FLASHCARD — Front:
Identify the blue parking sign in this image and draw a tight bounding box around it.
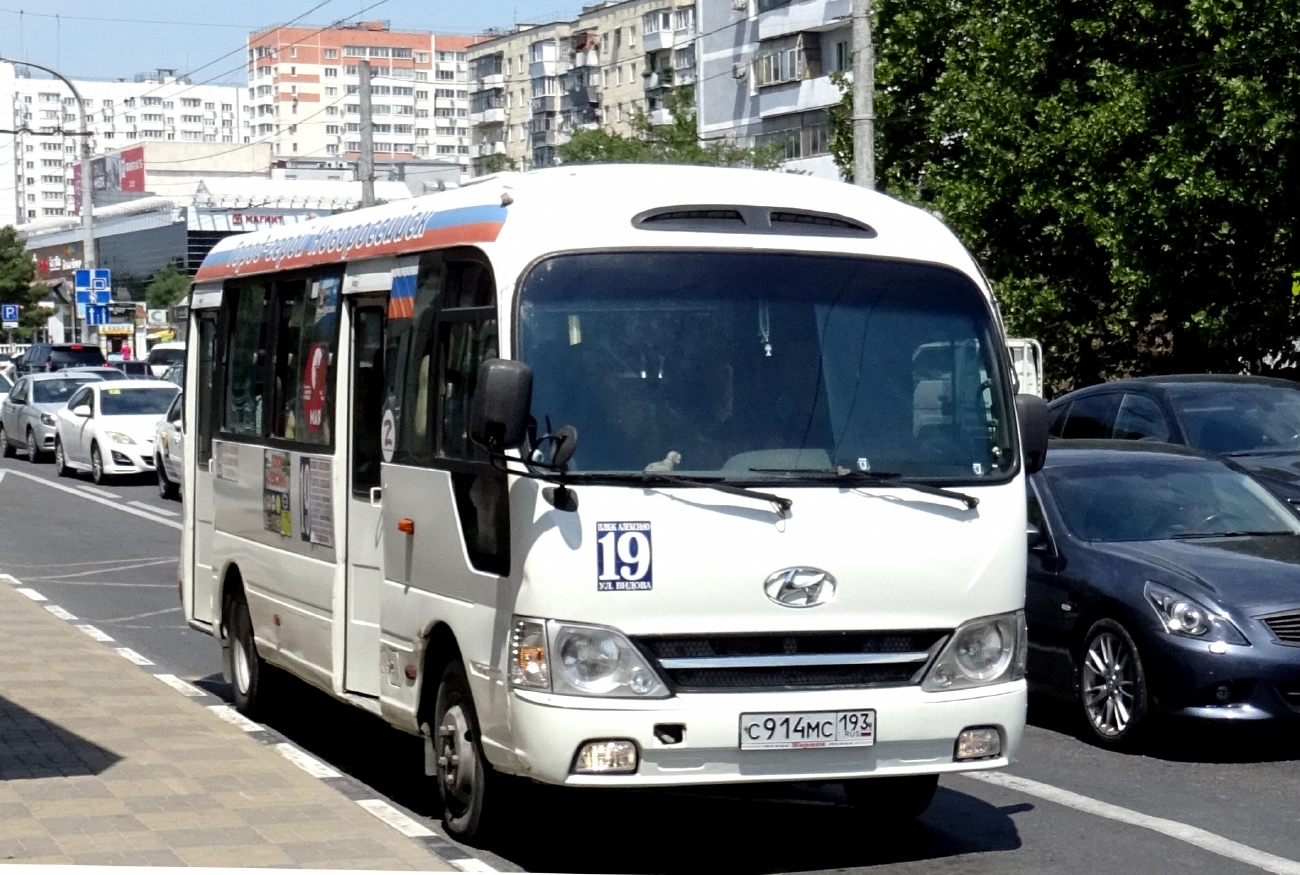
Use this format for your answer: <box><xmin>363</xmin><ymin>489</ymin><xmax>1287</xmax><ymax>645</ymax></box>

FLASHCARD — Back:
<box><xmin>74</xmin><ymin>268</ymin><xmax>111</xmax><ymax>305</ymax></box>
<box><xmin>0</xmin><ymin>303</ymin><xmax>18</xmax><ymax>328</ymax></box>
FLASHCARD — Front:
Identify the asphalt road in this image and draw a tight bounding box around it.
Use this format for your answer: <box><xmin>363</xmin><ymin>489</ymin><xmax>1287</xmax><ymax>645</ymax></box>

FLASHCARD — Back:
<box><xmin>3</xmin><ymin>450</ymin><xmax>1300</xmax><ymax>875</ymax></box>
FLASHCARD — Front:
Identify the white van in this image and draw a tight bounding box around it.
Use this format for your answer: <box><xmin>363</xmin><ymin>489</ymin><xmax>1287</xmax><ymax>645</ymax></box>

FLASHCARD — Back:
<box><xmin>181</xmin><ymin>165</ymin><xmax>1048</xmax><ymax>842</ymax></box>
<box><xmin>146</xmin><ymin>341</ymin><xmax>186</xmax><ymax>378</ymax></box>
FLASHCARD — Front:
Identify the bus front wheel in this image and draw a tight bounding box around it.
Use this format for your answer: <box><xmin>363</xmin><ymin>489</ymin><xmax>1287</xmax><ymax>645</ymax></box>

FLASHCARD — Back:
<box><xmin>433</xmin><ymin>660</ymin><xmax>503</xmax><ymax>844</ymax></box>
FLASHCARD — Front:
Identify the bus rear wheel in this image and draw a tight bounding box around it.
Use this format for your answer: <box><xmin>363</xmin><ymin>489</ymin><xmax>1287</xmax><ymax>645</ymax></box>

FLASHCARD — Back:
<box><xmin>227</xmin><ymin>594</ymin><xmax>268</xmax><ymax>719</ymax></box>
<box><xmin>843</xmin><ymin>774</ymin><xmax>939</xmax><ymax>819</ymax></box>
<box><xmin>433</xmin><ymin>660</ymin><xmax>504</xmax><ymax>844</ymax></box>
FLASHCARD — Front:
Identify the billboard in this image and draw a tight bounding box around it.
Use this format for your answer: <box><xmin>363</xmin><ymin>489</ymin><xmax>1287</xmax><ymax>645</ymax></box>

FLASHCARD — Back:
<box><xmin>73</xmin><ymin>145</ymin><xmax>147</xmax><ymax>213</ymax></box>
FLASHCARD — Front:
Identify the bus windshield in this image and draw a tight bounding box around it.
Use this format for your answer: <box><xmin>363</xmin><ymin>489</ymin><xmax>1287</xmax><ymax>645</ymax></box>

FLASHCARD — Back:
<box><xmin>517</xmin><ymin>251</ymin><xmax>1014</xmax><ymax>482</ymax></box>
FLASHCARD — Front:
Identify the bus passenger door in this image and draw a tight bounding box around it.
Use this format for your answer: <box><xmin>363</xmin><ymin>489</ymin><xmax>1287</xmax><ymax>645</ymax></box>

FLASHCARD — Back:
<box><xmin>188</xmin><ymin>310</ymin><xmax>220</xmax><ymax>626</ymax></box>
<box><xmin>344</xmin><ymin>298</ymin><xmax>386</xmax><ymax>696</ymax></box>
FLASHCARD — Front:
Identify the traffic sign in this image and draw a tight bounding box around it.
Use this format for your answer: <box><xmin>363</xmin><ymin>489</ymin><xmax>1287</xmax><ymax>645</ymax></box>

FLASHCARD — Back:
<box><xmin>84</xmin><ymin>305</ymin><xmax>111</xmax><ymax>326</ymax></box>
<box><xmin>1</xmin><ymin>303</ymin><xmax>18</xmax><ymax>329</ymax></box>
<box><xmin>74</xmin><ymin>268</ymin><xmax>111</xmax><ymax>306</ymax></box>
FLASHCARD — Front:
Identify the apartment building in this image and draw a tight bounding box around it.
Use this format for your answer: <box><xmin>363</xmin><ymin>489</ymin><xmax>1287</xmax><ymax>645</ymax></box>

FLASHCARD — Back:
<box><xmin>467</xmin><ymin>0</ymin><xmax>697</xmax><ymax>176</ymax></box>
<box><xmin>696</xmin><ymin>0</ymin><xmax>849</xmax><ymax>178</ymax></box>
<box><xmin>247</xmin><ymin>21</ymin><xmax>434</xmax><ymax>164</ymax></box>
<box><xmin>1</xmin><ymin>62</ymin><xmax>247</xmax><ymax>227</ymax></box>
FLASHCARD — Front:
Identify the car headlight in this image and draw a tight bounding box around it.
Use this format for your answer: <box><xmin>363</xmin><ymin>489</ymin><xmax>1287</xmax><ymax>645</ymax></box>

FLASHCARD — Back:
<box><xmin>508</xmin><ymin>616</ymin><xmax>668</xmax><ymax>698</ymax></box>
<box><xmin>105</xmin><ymin>431</ymin><xmax>136</xmax><ymax>445</ymax></box>
<box><xmin>922</xmin><ymin>611</ymin><xmax>1027</xmax><ymax>692</ymax></box>
<box><xmin>40</xmin><ymin>413</ymin><xmax>56</xmax><ymax>426</ymax></box>
<box><xmin>1143</xmin><ymin>582</ymin><xmax>1247</xmax><ymax>645</ymax></box>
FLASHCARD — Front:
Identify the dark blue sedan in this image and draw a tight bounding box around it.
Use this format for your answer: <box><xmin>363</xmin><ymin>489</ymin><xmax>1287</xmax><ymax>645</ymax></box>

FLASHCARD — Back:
<box><xmin>1027</xmin><ymin>440</ymin><xmax>1300</xmax><ymax>747</ymax></box>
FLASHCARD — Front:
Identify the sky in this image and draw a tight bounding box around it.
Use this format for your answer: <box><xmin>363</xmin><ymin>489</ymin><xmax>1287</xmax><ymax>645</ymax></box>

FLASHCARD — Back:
<box><xmin>0</xmin><ymin>0</ymin><xmax>587</xmax><ymax>83</ymax></box>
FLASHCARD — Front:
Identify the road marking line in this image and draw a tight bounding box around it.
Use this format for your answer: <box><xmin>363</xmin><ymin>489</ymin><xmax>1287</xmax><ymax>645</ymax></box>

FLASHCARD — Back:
<box><xmin>275</xmin><ymin>742</ymin><xmax>342</xmax><ymax>779</ymax></box>
<box><xmin>44</xmin><ymin>605</ymin><xmax>77</xmax><ymax>620</ymax></box>
<box><xmin>3</xmin><ymin>556</ymin><xmax>175</xmax><ymax>568</ymax></box>
<box><xmin>114</xmin><ymin>646</ymin><xmax>154</xmax><ymax>666</ymax></box>
<box><xmin>74</xmin><ymin>624</ymin><xmax>114</xmax><ymax>642</ymax></box>
<box><xmin>355</xmin><ymin>799</ymin><xmax>436</xmax><ymax>838</ymax></box>
<box><xmin>451</xmin><ymin>859</ymin><xmax>500</xmax><ymax>872</ymax></box>
<box><xmin>208</xmin><ymin>705</ymin><xmax>265</xmax><ymax>732</ymax></box>
<box><xmin>1</xmin><ymin>469</ymin><xmax>182</xmax><ymax>530</ymax></box>
<box><xmin>74</xmin><ymin>484</ymin><xmax>118</xmax><ymax>499</ymax></box>
<box><xmin>28</xmin><ymin>559</ymin><xmax>177</xmax><ymax>580</ymax></box>
<box><xmin>0</xmin><ymin>573</ymin><xmax>21</xmax><ymax>585</ymax></box>
<box><xmin>99</xmin><ymin>605</ymin><xmax>182</xmax><ymax>623</ymax></box>
<box><xmin>965</xmin><ymin>771</ymin><xmax>1300</xmax><ymax>875</ymax></box>
<box><xmin>15</xmin><ymin>587</ymin><xmax>46</xmax><ymax>601</ymax></box>
<box><xmin>153</xmin><ymin>673</ymin><xmax>206</xmax><ymax>697</ymax></box>
<box><xmin>128</xmin><ymin>500</ymin><xmax>178</xmax><ymax>517</ymax></box>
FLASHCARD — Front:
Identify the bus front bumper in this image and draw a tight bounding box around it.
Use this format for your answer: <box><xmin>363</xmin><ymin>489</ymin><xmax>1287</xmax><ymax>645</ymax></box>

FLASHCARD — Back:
<box><xmin>500</xmin><ymin>681</ymin><xmax>1026</xmax><ymax>787</ymax></box>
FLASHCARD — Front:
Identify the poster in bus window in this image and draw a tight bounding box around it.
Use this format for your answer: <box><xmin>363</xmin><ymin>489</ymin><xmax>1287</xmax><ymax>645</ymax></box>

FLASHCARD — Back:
<box><xmin>299</xmin><ymin>456</ymin><xmax>335</xmax><ymax>548</ymax></box>
<box><xmin>263</xmin><ymin>449</ymin><xmax>292</xmax><ymax>536</ymax></box>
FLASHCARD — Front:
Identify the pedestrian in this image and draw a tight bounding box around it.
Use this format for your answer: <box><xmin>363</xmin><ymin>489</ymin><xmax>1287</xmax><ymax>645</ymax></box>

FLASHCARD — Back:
<box><xmin>120</xmin><ymin>341</ymin><xmax>132</xmax><ymax>361</ymax></box>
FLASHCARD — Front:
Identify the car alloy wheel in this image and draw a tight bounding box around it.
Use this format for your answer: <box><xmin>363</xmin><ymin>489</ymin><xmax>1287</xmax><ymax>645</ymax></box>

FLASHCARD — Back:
<box><xmin>54</xmin><ymin>440</ymin><xmax>71</xmax><ymax>477</ymax></box>
<box><xmin>91</xmin><ymin>443</ymin><xmax>105</xmax><ymax>485</ymax></box>
<box><xmin>1079</xmin><ymin>619</ymin><xmax>1149</xmax><ymax>747</ymax></box>
<box><xmin>26</xmin><ymin>428</ymin><xmax>40</xmax><ymax>463</ymax></box>
<box><xmin>0</xmin><ymin>424</ymin><xmax>11</xmax><ymax>458</ymax></box>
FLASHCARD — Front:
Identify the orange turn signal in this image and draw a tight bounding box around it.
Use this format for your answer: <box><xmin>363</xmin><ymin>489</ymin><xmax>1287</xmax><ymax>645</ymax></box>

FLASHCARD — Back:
<box><xmin>397</xmin><ymin>518</ymin><xmax>415</xmax><ymax>535</ymax></box>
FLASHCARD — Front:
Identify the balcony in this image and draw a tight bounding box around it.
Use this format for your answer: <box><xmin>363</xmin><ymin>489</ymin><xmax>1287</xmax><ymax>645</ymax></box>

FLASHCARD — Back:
<box><xmin>757</xmin><ymin>74</ymin><xmax>841</xmax><ymax>118</ymax></box>
<box><xmin>531</xmin><ymin>129</ymin><xmax>568</xmax><ymax>147</ymax></box>
<box><xmin>648</xmin><ymin>107</ymin><xmax>672</xmax><ymax>126</ymax></box>
<box><xmin>531</xmin><ymin>95</ymin><xmax>561</xmax><ymax>114</ymax></box>
<box><xmin>643</xmin><ymin>30</ymin><xmax>674</xmax><ymax>52</ymax></box>
<box><xmin>529</xmin><ymin>59</ymin><xmax>559</xmax><ymax>78</ymax></box>
<box><xmin>474</xmin><ymin>73</ymin><xmax>504</xmax><ymax>90</ymax></box>
<box><xmin>469</xmin><ymin>107</ymin><xmax>505</xmax><ymax>124</ymax></box>
<box><xmin>571</xmin><ymin>49</ymin><xmax>600</xmax><ymax>68</ymax></box>
<box><xmin>758</xmin><ymin>0</ymin><xmax>850</xmax><ymax>41</ymax></box>
<box><xmin>644</xmin><ymin>69</ymin><xmax>674</xmax><ymax>91</ymax></box>
<box><xmin>470</xmin><ymin>141</ymin><xmax>506</xmax><ymax>158</ymax></box>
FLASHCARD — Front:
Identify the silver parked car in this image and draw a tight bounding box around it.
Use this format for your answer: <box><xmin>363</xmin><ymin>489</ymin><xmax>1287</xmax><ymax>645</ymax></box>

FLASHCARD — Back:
<box><xmin>0</xmin><ymin>372</ymin><xmax>103</xmax><ymax>461</ymax></box>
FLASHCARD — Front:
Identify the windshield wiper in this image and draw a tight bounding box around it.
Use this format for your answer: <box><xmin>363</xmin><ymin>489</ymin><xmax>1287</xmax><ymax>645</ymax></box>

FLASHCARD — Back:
<box><xmin>1169</xmin><ymin>530</ymin><xmax>1295</xmax><ymax>540</ymax></box>
<box><xmin>569</xmin><ymin>472</ymin><xmax>793</xmax><ymax>513</ymax></box>
<box><xmin>749</xmin><ymin>467</ymin><xmax>980</xmax><ymax>509</ymax></box>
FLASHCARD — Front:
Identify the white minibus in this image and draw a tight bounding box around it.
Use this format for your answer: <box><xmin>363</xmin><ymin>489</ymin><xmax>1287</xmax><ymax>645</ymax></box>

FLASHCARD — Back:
<box><xmin>182</xmin><ymin>164</ymin><xmax>1048</xmax><ymax>841</ymax></box>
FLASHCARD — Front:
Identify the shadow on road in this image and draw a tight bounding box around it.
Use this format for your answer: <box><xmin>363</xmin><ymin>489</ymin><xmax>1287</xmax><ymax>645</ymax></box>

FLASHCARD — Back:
<box><xmin>244</xmin><ymin>672</ymin><xmax>1023</xmax><ymax>873</ymax></box>
<box><xmin>1029</xmin><ymin>691</ymin><xmax>1300</xmax><ymax>764</ymax></box>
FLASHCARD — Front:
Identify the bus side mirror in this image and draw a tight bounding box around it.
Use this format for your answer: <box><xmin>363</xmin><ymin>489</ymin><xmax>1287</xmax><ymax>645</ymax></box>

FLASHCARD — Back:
<box><xmin>471</xmin><ymin>359</ymin><xmax>533</xmax><ymax>451</ymax></box>
<box><xmin>1016</xmin><ymin>393</ymin><xmax>1049</xmax><ymax>474</ymax></box>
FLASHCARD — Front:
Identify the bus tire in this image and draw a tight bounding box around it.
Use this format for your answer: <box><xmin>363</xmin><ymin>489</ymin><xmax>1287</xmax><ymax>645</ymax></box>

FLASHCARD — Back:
<box><xmin>843</xmin><ymin>774</ymin><xmax>938</xmax><ymax>819</ymax></box>
<box><xmin>433</xmin><ymin>660</ymin><xmax>502</xmax><ymax>844</ymax></box>
<box><xmin>227</xmin><ymin>593</ymin><xmax>269</xmax><ymax>719</ymax></box>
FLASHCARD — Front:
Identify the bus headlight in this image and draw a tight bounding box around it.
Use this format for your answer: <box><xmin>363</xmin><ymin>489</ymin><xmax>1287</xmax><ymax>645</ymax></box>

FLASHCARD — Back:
<box><xmin>922</xmin><ymin>611</ymin><xmax>1026</xmax><ymax>692</ymax></box>
<box><xmin>508</xmin><ymin>616</ymin><xmax>668</xmax><ymax>699</ymax></box>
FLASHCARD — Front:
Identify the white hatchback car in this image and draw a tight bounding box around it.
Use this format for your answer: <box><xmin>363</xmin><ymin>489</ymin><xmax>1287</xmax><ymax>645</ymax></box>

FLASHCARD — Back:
<box><xmin>54</xmin><ymin>380</ymin><xmax>179</xmax><ymax>484</ymax></box>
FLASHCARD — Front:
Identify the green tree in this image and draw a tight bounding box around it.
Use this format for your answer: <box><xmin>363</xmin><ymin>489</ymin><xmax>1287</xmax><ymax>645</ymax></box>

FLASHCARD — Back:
<box><xmin>829</xmin><ymin>0</ymin><xmax>1300</xmax><ymax>391</ymax></box>
<box><xmin>145</xmin><ymin>262</ymin><xmax>191</xmax><ymax>311</ymax></box>
<box><xmin>0</xmin><ymin>225</ymin><xmax>51</xmax><ymax>337</ymax></box>
<box><xmin>481</xmin><ymin>152</ymin><xmax>518</xmax><ymax>174</ymax></box>
<box><xmin>558</xmin><ymin>86</ymin><xmax>783</xmax><ymax>168</ymax></box>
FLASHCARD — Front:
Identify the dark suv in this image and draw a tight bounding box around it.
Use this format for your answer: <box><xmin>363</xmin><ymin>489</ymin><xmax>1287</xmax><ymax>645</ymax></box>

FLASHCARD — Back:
<box><xmin>14</xmin><ymin>343</ymin><xmax>107</xmax><ymax>376</ymax></box>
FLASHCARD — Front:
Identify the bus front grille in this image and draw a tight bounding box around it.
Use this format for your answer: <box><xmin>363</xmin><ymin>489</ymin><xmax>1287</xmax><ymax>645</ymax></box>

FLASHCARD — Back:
<box><xmin>634</xmin><ymin>631</ymin><xmax>949</xmax><ymax>692</ymax></box>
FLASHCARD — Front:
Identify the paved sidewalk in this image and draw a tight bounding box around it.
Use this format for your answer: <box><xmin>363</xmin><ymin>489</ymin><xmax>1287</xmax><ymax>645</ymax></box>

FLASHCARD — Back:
<box><xmin>0</xmin><ymin>575</ymin><xmax>456</xmax><ymax>869</ymax></box>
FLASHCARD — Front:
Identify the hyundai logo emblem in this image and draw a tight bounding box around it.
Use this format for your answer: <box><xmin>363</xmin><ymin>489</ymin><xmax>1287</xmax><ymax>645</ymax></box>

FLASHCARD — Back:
<box><xmin>764</xmin><ymin>567</ymin><xmax>837</xmax><ymax>608</ymax></box>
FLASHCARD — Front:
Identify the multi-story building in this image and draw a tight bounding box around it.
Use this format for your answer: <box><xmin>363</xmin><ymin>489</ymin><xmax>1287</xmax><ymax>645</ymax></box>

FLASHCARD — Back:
<box><xmin>467</xmin><ymin>0</ymin><xmax>697</xmax><ymax>176</ymax></box>
<box><xmin>696</xmin><ymin>0</ymin><xmax>847</xmax><ymax>178</ymax></box>
<box><xmin>1</xmin><ymin>62</ymin><xmax>248</xmax><ymax>227</ymax></box>
<box><xmin>429</xmin><ymin>35</ymin><xmax>485</xmax><ymax>175</ymax></box>
<box><xmin>246</xmin><ymin>20</ymin><xmax>435</xmax><ymax>164</ymax></box>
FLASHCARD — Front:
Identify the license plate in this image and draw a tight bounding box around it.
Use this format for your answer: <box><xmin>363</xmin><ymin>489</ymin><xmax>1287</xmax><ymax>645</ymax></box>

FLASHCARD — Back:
<box><xmin>739</xmin><ymin>710</ymin><xmax>876</xmax><ymax>750</ymax></box>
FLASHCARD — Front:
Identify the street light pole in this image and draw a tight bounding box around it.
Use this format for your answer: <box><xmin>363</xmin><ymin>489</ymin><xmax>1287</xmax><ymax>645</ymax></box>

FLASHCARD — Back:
<box><xmin>0</xmin><ymin>56</ymin><xmax>95</xmax><ymax>341</ymax></box>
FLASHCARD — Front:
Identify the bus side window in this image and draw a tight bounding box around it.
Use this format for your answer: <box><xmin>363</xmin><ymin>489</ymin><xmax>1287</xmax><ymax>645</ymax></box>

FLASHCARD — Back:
<box><xmin>223</xmin><ymin>280</ymin><xmax>270</xmax><ymax>438</ymax></box>
<box><xmin>351</xmin><ymin>305</ymin><xmax>386</xmax><ymax>495</ymax></box>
